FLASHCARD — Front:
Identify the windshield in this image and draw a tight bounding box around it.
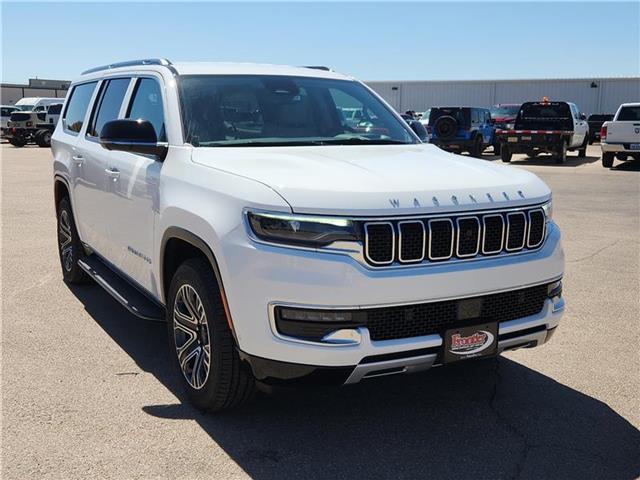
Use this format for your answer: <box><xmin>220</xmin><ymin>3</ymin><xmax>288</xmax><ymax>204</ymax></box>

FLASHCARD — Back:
<box><xmin>490</xmin><ymin>105</ymin><xmax>520</xmax><ymax>117</ymax></box>
<box><xmin>178</xmin><ymin>75</ymin><xmax>416</xmax><ymax>147</ymax></box>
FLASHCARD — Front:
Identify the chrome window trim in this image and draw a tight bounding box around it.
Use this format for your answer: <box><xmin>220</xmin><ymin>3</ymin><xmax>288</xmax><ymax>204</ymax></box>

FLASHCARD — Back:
<box><xmin>427</xmin><ymin>218</ymin><xmax>454</xmax><ymax>261</ymax></box>
<box><xmin>527</xmin><ymin>208</ymin><xmax>546</xmax><ymax>248</ymax></box>
<box><xmin>455</xmin><ymin>216</ymin><xmax>481</xmax><ymax>258</ymax></box>
<box><xmin>505</xmin><ymin>211</ymin><xmax>527</xmax><ymax>251</ymax></box>
<box><xmin>364</xmin><ymin>222</ymin><xmax>395</xmax><ymax>265</ymax></box>
<box><xmin>398</xmin><ymin>220</ymin><xmax>426</xmax><ymax>263</ymax></box>
<box><xmin>482</xmin><ymin>214</ymin><xmax>505</xmax><ymax>255</ymax></box>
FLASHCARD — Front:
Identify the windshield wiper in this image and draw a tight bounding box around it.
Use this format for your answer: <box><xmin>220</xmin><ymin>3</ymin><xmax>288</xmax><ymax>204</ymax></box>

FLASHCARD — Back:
<box><xmin>311</xmin><ymin>138</ymin><xmax>410</xmax><ymax>145</ymax></box>
<box><xmin>199</xmin><ymin>140</ymin><xmax>321</xmax><ymax>147</ymax></box>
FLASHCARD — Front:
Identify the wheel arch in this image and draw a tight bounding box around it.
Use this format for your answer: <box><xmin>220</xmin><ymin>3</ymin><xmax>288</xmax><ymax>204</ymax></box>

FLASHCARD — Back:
<box><xmin>53</xmin><ymin>175</ymin><xmax>71</xmax><ymax>213</ymax></box>
<box><xmin>160</xmin><ymin>227</ymin><xmax>237</xmax><ymax>337</ymax></box>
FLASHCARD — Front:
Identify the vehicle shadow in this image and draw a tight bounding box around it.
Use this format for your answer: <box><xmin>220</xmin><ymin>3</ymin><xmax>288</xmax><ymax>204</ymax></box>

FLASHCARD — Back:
<box><xmin>612</xmin><ymin>160</ymin><xmax>640</xmax><ymax>172</ymax></box>
<box><xmin>68</xmin><ymin>284</ymin><xmax>640</xmax><ymax>480</ymax></box>
<box><xmin>485</xmin><ymin>153</ymin><xmax>601</xmax><ymax>168</ymax></box>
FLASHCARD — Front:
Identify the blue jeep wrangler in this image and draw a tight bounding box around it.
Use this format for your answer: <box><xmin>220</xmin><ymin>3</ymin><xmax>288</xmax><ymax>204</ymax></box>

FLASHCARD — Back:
<box><xmin>428</xmin><ymin>107</ymin><xmax>495</xmax><ymax>157</ymax></box>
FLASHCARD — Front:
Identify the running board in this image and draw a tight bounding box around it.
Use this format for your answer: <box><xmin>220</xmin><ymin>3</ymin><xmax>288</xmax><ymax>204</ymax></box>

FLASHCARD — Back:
<box><xmin>78</xmin><ymin>256</ymin><xmax>166</xmax><ymax>322</ymax></box>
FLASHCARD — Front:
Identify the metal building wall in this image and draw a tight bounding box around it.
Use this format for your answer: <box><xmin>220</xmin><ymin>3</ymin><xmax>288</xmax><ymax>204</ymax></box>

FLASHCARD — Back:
<box><xmin>367</xmin><ymin>78</ymin><xmax>640</xmax><ymax>115</ymax></box>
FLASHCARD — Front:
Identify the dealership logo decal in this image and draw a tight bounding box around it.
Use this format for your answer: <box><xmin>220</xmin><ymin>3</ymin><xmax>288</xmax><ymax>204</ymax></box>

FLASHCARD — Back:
<box><xmin>449</xmin><ymin>330</ymin><xmax>494</xmax><ymax>355</ymax></box>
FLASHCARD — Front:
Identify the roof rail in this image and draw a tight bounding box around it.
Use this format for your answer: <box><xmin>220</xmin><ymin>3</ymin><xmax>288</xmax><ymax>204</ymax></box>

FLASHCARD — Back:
<box><xmin>81</xmin><ymin>58</ymin><xmax>173</xmax><ymax>75</ymax></box>
<box><xmin>303</xmin><ymin>66</ymin><xmax>331</xmax><ymax>71</ymax></box>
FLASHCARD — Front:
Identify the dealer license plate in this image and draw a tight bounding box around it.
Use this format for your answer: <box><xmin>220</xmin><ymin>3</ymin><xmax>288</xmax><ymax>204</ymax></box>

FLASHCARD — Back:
<box><xmin>630</xmin><ymin>143</ymin><xmax>640</xmax><ymax>150</ymax></box>
<box><xmin>442</xmin><ymin>323</ymin><xmax>498</xmax><ymax>364</ymax></box>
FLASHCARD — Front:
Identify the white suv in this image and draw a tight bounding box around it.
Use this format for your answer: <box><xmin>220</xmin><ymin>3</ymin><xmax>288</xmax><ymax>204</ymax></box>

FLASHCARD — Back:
<box><xmin>52</xmin><ymin>59</ymin><xmax>565</xmax><ymax>411</ymax></box>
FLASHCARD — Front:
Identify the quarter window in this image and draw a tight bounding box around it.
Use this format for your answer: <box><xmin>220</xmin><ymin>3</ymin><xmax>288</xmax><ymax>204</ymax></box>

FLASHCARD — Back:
<box><xmin>87</xmin><ymin>78</ymin><xmax>131</xmax><ymax>138</ymax></box>
<box><xmin>126</xmin><ymin>78</ymin><xmax>166</xmax><ymax>141</ymax></box>
<box><xmin>63</xmin><ymin>82</ymin><xmax>97</xmax><ymax>133</ymax></box>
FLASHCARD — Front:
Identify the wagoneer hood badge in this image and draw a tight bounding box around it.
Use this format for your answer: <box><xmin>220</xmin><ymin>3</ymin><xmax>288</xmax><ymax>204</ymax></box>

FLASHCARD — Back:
<box><xmin>192</xmin><ymin>144</ymin><xmax>551</xmax><ymax>215</ymax></box>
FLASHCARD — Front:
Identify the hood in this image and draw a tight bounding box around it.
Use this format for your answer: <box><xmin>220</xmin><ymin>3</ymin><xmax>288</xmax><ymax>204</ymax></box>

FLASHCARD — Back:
<box><xmin>191</xmin><ymin>143</ymin><xmax>551</xmax><ymax>216</ymax></box>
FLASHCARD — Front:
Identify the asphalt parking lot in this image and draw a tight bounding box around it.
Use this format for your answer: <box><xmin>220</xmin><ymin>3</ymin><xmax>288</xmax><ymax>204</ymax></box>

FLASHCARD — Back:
<box><xmin>2</xmin><ymin>143</ymin><xmax>639</xmax><ymax>479</ymax></box>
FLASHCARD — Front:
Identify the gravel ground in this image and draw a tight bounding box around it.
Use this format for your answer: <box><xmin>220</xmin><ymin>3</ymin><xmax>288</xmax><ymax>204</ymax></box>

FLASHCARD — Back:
<box><xmin>1</xmin><ymin>143</ymin><xmax>638</xmax><ymax>479</ymax></box>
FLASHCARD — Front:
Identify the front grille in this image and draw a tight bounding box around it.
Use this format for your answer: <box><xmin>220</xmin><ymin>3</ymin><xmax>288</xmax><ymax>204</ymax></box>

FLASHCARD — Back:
<box><xmin>363</xmin><ymin>206</ymin><xmax>546</xmax><ymax>267</ymax></box>
<box><xmin>366</xmin><ymin>283</ymin><xmax>548</xmax><ymax>341</ymax></box>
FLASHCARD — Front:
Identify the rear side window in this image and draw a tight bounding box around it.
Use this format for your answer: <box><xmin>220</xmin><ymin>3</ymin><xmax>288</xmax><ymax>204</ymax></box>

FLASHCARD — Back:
<box><xmin>63</xmin><ymin>82</ymin><xmax>97</xmax><ymax>133</ymax></box>
<box><xmin>617</xmin><ymin>106</ymin><xmax>640</xmax><ymax>121</ymax></box>
<box><xmin>126</xmin><ymin>78</ymin><xmax>165</xmax><ymax>141</ymax></box>
<box><xmin>87</xmin><ymin>78</ymin><xmax>130</xmax><ymax>138</ymax></box>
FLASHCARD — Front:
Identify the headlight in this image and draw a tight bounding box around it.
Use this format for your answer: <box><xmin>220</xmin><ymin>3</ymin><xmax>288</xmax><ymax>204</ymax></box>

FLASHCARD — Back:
<box><xmin>541</xmin><ymin>200</ymin><xmax>553</xmax><ymax>222</ymax></box>
<box><xmin>247</xmin><ymin>211</ymin><xmax>359</xmax><ymax>247</ymax></box>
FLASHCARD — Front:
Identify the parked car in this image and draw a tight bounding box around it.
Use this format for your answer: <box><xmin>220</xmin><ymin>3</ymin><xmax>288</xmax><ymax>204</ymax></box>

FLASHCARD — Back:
<box><xmin>53</xmin><ymin>59</ymin><xmax>564</xmax><ymax>412</ymax></box>
<box><xmin>587</xmin><ymin>114</ymin><xmax>614</xmax><ymax>144</ymax></box>
<box><xmin>600</xmin><ymin>103</ymin><xmax>640</xmax><ymax>167</ymax></box>
<box><xmin>1</xmin><ymin>105</ymin><xmax>19</xmax><ymax>137</ymax></box>
<box><xmin>490</xmin><ymin>104</ymin><xmax>521</xmax><ymax>130</ymax></box>
<box><xmin>419</xmin><ymin>108</ymin><xmax>431</xmax><ymax>141</ymax></box>
<box><xmin>428</xmin><ymin>106</ymin><xmax>495</xmax><ymax>157</ymax></box>
<box><xmin>5</xmin><ymin>103</ymin><xmax>63</xmax><ymax>147</ymax></box>
<box><xmin>489</xmin><ymin>104</ymin><xmax>521</xmax><ymax>153</ymax></box>
<box><xmin>14</xmin><ymin>97</ymin><xmax>64</xmax><ymax>112</ymax></box>
<box><xmin>495</xmin><ymin>100</ymin><xmax>589</xmax><ymax>163</ymax></box>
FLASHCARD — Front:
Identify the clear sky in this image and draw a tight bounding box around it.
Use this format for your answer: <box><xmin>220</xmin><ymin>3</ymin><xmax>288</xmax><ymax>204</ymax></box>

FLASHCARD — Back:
<box><xmin>1</xmin><ymin>1</ymin><xmax>638</xmax><ymax>83</ymax></box>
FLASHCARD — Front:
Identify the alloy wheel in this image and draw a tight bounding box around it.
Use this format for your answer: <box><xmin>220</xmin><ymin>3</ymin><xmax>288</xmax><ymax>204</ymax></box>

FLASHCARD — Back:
<box><xmin>173</xmin><ymin>284</ymin><xmax>211</xmax><ymax>389</ymax></box>
<box><xmin>58</xmin><ymin>210</ymin><xmax>74</xmax><ymax>272</ymax></box>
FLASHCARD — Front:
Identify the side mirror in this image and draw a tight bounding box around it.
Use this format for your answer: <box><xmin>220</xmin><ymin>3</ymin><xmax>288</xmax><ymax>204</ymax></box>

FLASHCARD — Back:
<box><xmin>99</xmin><ymin>119</ymin><xmax>167</xmax><ymax>160</ymax></box>
<box><xmin>579</xmin><ymin>113</ymin><xmax>587</xmax><ymax>121</ymax></box>
<box><xmin>408</xmin><ymin>120</ymin><xmax>428</xmax><ymax>141</ymax></box>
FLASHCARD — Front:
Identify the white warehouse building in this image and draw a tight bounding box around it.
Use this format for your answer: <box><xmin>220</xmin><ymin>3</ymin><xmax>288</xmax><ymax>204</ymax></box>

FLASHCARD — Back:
<box><xmin>366</xmin><ymin>77</ymin><xmax>640</xmax><ymax>115</ymax></box>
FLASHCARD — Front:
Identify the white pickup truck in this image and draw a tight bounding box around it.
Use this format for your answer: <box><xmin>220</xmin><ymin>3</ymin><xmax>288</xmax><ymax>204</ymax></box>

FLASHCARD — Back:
<box><xmin>601</xmin><ymin>102</ymin><xmax>640</xmax><ymax>168</ymax></box>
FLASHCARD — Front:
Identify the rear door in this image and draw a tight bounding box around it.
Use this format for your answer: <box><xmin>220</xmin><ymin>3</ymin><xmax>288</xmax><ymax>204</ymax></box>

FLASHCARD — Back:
<box><xmin>59</xmin><ymin>81</ymin><xmax>103</xmax><ymax>248</ymax></box>
<box><xmin>569</xmin><ymin>103</ymin><xmax>587</xmax><ymax>147</ymax></box>
<box><xmin>100</xmin><ymin>76</ymin><xmax>166</xmax><ymax>293</ymax></box>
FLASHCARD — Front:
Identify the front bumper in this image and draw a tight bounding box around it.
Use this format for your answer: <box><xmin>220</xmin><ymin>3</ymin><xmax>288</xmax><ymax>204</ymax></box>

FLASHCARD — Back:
<box><xmin>220</xmin><ymin>221</ymin><xmax>565</xmax><ymax>373</ymax></box>
<box><xmin>241</xmin><ymin>298</ymin><xmax>564</xmax><ymax>386</ymax></box>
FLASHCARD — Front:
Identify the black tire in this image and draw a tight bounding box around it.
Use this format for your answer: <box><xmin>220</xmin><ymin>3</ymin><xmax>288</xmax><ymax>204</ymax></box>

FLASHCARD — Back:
<box><xmin>469</xmin><ymin>135</ymin><xmax>483</xmax><ymax>158</ymax></box>
<box><xmin>555</xmin><ymin>141</ymin><xmax>567</xmax><ymax>164</ymax></box>
<box><xmin>500</xmin><ymin>145</ymin><xmax>512</xmax><ymax>163</ymax></box>
<box><xmin>57</xmin><ymin>197</ymin><xmax>89</xmax><ymax>284</ymax></box>
<box><xmin>167</xmin><ymin>258</ymin><xmax>255</xmax><ymax>412</ymax></box>
<box><xmin>493</xmin><ymin>142</ymin><xmax>501</xmax><ymax>155</ymax></box>
<box><xmin>577</xmin><ymin>136</ymin><xmax>588</xmax><ymax>157</ymax></box>
<box><xmin>602</xmin><ymin>152</ymin><xmax>614</xmax><ymax>168</ymax></box>
<box><xmin>35</xmin><ymin>130</ymin><xmax>52</xmax><ymax>148</ymax></box>
<box><xmin>9</xmin><ymin>136</ymin><xmax>26</xmax><ymax>147</ymax></box>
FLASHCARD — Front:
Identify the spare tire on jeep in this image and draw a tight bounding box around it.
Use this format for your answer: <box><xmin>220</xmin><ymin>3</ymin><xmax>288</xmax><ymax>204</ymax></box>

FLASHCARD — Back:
<box><xmin>433</xmin><ymin>116</ymin><xmax>458</xmax><ymax>141</ymax></box>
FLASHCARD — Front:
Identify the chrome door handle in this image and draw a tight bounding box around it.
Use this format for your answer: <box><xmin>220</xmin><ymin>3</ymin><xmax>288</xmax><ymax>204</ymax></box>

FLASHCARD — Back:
<box><xmin>72</xmin><ymin>155</ymin><xmax>84</xmax><ymax>166</ymax></box>
<box><xmin>105</xmin><ymin>167</ymin><xmax>120</xmax><ymax>179</ymax></box>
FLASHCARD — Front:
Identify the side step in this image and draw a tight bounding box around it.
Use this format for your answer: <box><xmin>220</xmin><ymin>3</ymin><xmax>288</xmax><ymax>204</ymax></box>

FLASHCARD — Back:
<box><xmin>78</xmin><ymin>256</ymin><xmax>166</xmax><ymax>322</ymax></box>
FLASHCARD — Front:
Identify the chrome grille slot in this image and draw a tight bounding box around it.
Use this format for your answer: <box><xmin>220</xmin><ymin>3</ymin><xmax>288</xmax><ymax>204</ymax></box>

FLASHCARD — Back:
<box><xmin>364</xmin><ymin>222</ymin><xmax>395</xmax><ymax>265</ymax></box>
<box><xmin>506</xmin><ymin>212</ymin><xmax>527</xmax><ymax>251</ymax></box>
<box><xmin>482</xmin><ymin>214</ymin><xmax>504</xmax><ymax>254</ymax></box>
<box><xmin>527</xmin><ymin>209</ymin><xmax>545</xmax><ymax>248</ymax></box>
<box><xmin>456</xmin><ymin>217</ymin><xmax>480</xmax><ymax>257</ymax></box>
<box><xmin>398</xmin><ymin>221</ymin><xmax>426</xmax><ymax>263</ymax></box>
<box><xmin>428</xmin><ymin>219</ymin><xmax>454</xmax><ymax>260</ymax></box>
